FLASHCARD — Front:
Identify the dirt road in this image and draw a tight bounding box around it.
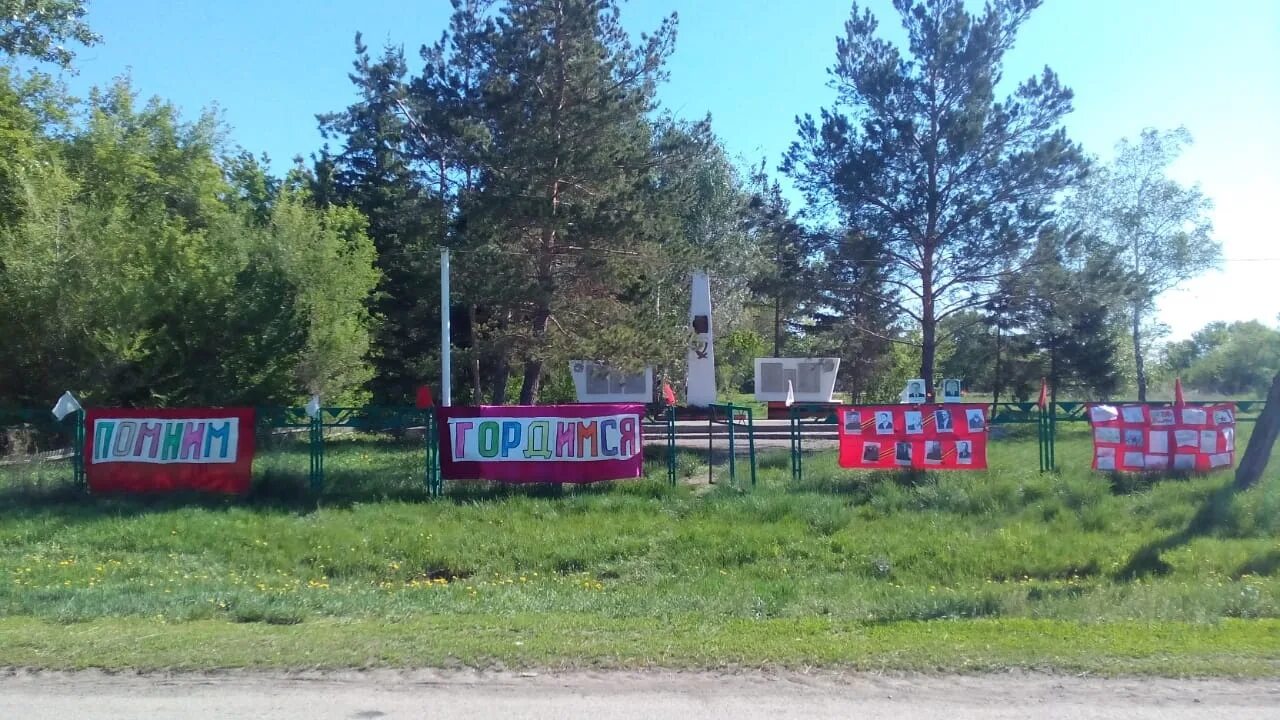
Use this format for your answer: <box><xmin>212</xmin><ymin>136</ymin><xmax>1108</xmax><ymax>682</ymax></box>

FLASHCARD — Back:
<box><xmin>1</xmin><ymin>669</ymin><xmax>1276</xmax><ymax>719</ymax></box>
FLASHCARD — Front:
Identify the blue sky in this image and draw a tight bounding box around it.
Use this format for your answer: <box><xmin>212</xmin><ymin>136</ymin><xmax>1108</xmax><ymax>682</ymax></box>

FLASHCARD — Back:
<box><xmin>46</xmin><ymin>0</ymin><xmax>1280</xmax><ymax>339</ymax></box>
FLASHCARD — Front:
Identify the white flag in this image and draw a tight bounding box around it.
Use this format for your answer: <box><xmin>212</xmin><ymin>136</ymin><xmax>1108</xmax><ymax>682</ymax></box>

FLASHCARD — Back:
<box><xmin>785</xmin><ymin>379</ymin><xmax>795</xmax><ymax>407</ymax></box>
<box><xmin>305</xmin><ymin>394</ymin><xmax>322</xmax><ymax>419</ymax></box>
<box><xmin>51</xmin><ymin>391</ymin><xmax>82</xmax><ymax>421</ymax></box>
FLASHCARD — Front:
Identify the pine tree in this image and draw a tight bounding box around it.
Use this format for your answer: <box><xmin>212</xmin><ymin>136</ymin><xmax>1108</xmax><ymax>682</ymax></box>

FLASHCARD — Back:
<box><xmin>467</xmin><ymin>0</ymin><xmax>679</xmax><ymax>403</ymax></box>
<box><xmin>318</xmin><ymin>35</ymin><xmax>443</xmax><ymax>403</ymax></box>
<box><xmin>785</xmin><ymin>0</ymin><xmax>1084</xmax><ymax>397</ymax></box>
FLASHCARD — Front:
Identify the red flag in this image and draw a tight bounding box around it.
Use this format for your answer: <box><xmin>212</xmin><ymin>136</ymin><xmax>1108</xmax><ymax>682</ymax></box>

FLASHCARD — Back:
<box><xmin>1038</xmin><ymin>378</ymin><xmax>1049</xmax><ymax>410</ymax></box>
<box><xmin>1174</xmin><ymin>378</ymin><xmax>1184</xmax><ymax>407</ymax></box>
<box><xmin>416</xmin><ymin>385</ymin><xmax>434</xmax><ymax>409</ymax></box>
<box><xmin>661</xmin><ymin>380</ymin><xmax>677</xmax><ymax>407</ymax></box>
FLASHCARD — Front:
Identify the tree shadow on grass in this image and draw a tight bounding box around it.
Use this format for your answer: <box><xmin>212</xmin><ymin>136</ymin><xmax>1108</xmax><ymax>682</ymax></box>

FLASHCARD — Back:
<box><xmin>1234</xmin><ymin>550</ymin><xmax>1280</xmax><ymax>579</ymax></box>
<box><xmin>1116</xmin><ymin>481</ymin><xmax>1241</xmax><ymax>580</ymax></box>
<box><xmin>0</xmin><ymin>438</ymin><xmax>686</xmax><ymax>523</ymax></box>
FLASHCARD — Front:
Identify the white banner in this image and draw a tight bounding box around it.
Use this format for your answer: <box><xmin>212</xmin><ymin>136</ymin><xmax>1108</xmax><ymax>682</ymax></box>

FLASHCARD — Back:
<box><xmin>447</xmin><ymin>414</ymin><xmax>641</xmax><ymax>463</ymax></box>
<box><xmin>91</xmin><ymin>418</ymin><xmax>240</xmax><ymax>465</ymax></box>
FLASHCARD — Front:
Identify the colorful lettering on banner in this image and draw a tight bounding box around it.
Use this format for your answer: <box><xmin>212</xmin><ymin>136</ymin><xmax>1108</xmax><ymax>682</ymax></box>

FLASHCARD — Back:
<box><xmin>1088</xmin><ymin>403</ymin><xmax>1236</xmax><ymax>473</ymax></box>
<box><xmin>84</xmin><ymin>408</ymin><xmax>256</xmax><ymax>494</ymax></box>
<box><xmin>837</xmin><ymin>404</ymin><xmax>988</xmax><ymax>470</ymax></box>
<box><xmin>437</xmin><ymin>404</ymin><xmax>644</xmax><ymax>484</ymax></box>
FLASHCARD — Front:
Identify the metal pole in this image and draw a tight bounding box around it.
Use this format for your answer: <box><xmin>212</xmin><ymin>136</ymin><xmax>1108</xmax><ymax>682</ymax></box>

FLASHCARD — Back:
<box><xmin>441</xmin><ymin>249</ymin><xmax>452</xmax><ymax>407</ymax></box>
<box><xmin>666</xmin><ymin>406</ymin><xmax>677</xmax><ymax>487</ymax></box>
<box><xmin>727</xmin><ymin>406</ymin><xmax>737</xmax><ymax>486</ymax></box>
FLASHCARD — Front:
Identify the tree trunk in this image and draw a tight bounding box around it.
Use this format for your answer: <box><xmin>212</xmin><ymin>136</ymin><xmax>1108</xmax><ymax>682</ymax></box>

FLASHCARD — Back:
<box><xmin>518</xmin><ymin>308</ymin><xmax>550</xmax><ymax>405</ymax></box>
<box><xmin>1132</xmin><ymin>302</ymin><xmax>1147</xmax><ymax>402</ymax></box>
<box><xmin>518</xmin><ymin>360</ymin><xmax>542</xmax><ymax>405</ymax></box>
<box><xmin>773</xmin><ymin>295</ymin><xmax>782</xmax><ymax>357</ymax></box>
<box><xmin>920</xmin><ymin>277</ymin><xmax>936</xmax><ymax>400</ymax></box>
<box><xmin>1234</xmin><ymin>371</ymin><xmax>1280</xmax><ymax>490</ymax></box>
<box><xmin>992</xmin><ymin>322</ymin><xmax>1003</xmax><ymax>408</ymax></box>
<box><xmin>469</xmin><ymin>304</ymin><xmax>483</xmax><ymax>405</ymax></box>
<box><xmin>491</xmin><ymin>352</ymin><xmax>510</xmax><ymax>405</ymax></box>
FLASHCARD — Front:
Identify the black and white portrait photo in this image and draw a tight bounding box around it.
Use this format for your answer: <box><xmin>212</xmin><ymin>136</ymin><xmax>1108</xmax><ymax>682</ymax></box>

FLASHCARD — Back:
<box><xmin>862</xmin><ymin>442</ymin><xmax>881</xmax><ymax>463</ymax></box>
<box><xmin>895</xmin><ymin>441</ymin><xmax>912</xmax><ymax>465</ymax></box>
<box><xmin>875</xmin><ymin>411</ymin><xmax>895</xmax><ymax>434</ymax></box>
<box><xmin>935</xmin><ymin>409</ymin><xmax>953</xmax><ymax>432</ymax></box>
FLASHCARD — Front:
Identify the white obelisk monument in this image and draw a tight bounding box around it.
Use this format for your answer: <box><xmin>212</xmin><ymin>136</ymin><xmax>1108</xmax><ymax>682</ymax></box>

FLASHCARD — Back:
<box><xmin>686</xmin><ymin>272</ymin><xmax>717</xmax><ymax>406</ymax></box>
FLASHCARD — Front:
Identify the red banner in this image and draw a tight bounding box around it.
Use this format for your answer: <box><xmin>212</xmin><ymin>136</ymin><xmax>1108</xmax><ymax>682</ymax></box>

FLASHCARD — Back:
<box><xmin>437</xmin><ymin>404</ymin><xmax>645</xmax><ymax>484</ymax></box>
<box><xmin>84</xmin><ymin>407</ymin><xmax>256</xmax><ymax>494</ymax></box>
<box><xmin>1088</xmin><ymin>403</ymin><xmax>1236</xmax><ymax>472</ymax></box>
<box><xmin>838</xmin><ymin>404</ymin><xmax>988</xmax><ymax>470</ymax></box>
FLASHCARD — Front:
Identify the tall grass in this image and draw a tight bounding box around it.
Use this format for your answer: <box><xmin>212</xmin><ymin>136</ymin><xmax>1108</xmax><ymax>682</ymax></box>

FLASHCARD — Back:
<box><xmin>0</xmin><ymin>425</ymin><xmax>1277</xmax><ymax>631</ymax></box>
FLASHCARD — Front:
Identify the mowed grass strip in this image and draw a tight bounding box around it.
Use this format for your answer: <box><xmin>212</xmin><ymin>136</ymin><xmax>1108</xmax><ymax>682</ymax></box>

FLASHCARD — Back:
<box><xmin>2</xmin><ymin>615</ymin><xmax>1278</xmax><ymax>676</ymax></box>
<box><xmin>1</xmin><ymin>425</ymin><xmax>1278</xmax><ymax>673</ymax></box>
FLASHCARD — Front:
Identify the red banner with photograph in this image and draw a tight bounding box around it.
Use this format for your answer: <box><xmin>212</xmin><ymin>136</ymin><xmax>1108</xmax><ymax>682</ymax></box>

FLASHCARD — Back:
<box><xmin>84</xmin><ymin>407</ymin><xmax>256</xmax><ymax>494</ymax></box>
<box><xmin>1088</xmin><ymin>403</ymin><xmax>1236</xmax><ymax>473</ymax></box>
<box><xmin>837</xmin><ymin>404</ymin><xmax>988</xmax><ymax>470</ymax></box>
<box><xmin>436</xmin><ymin>404</ymin><xmax>645</xmax><ymax>484</ymax></box>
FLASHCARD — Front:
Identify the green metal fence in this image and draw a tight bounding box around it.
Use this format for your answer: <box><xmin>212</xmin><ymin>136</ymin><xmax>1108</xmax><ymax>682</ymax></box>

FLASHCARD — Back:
<box><xmin>3</xmin><ymin>405</ymin><xmax>441</xmax><ymax>496</ymax></box>
<box><xmin>706</xmin><ymin>402</ymin><xmax>758</xmax><ymax>488</ymax></box>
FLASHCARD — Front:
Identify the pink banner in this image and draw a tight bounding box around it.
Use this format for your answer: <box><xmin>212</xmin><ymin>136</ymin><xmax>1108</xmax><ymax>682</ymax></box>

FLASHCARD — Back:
<box><xmin>436</xmin><ymin>404</ymin><xmax>645</xmax><ymax>483</ymax></box>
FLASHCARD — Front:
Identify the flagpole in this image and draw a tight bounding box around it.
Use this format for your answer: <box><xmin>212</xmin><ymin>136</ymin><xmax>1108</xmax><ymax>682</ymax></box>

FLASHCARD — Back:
<box><xmin>441</xmin><ymin>249</ymin><xmax>452</xmax><ymax>407</ymax></box>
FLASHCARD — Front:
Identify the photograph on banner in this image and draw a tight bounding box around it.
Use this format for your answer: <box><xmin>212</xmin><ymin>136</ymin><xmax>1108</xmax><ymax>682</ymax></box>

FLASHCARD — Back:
<box><xmin>437</xmin><ymin>404</ymin><xmax>644</xmax><ymax>483</ymax></box>
<box><xmin>1090</xmin><ymin>405</ymin><xmax>1119</xmax><ymax>423</ymax></box>
<box><xmin>84</xmin><ymin>407</ymin><xmax>257</xmax><ymax>494</ymax></box>
<box><xmin>1121</xmin><ymin>405</ymin><xmax>1146</xmax><ymax>423</ymax></box>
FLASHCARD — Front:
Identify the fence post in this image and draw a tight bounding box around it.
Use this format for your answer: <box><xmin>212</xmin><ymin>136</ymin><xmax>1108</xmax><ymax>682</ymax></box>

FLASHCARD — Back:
<box><xmin>423</xmin><ymin>409</ymin><xmax>436</xmax><ymax>496</ymax></box>
<box><xmin>746</xmin><ymin>406</ymin><xmax>757</xmax><ymax>488</ymax></box>
<box><xmin>309</xmin><ymin>412</ymin><xmax>324</xmax><ymax>495</ymax></box>
<box><xmin>73</xmin><ymin>408</ymin><xmax>86</xmax><ymax>487</ymax></box>
<box><xmin>727</xmin><ymin>406</ymin><xmax>737</xmax><ymax>486</ymax></box>
<box><xmin>707</xmin><ymin>406</ymin><xmax>714</xmax><ymax>485</ymax></box>
<box><xmin>1048</xmin><ymin>404</ymin><xmax>1056</xmax><ymax>472</ymax></box>
<box><xmin>666</xmin><ymin>405</ymin><xmax>677</xmax><ymax>487</ymax></box>
<box><xmin>1037</xmin><ymin>406</ymin><xmax>1048</xmax><ymax>473</ymax></box>
<box><xmin>789</xmin><ymin>407</ymin><xmax>800</xmax><ymax>483</ymax></box>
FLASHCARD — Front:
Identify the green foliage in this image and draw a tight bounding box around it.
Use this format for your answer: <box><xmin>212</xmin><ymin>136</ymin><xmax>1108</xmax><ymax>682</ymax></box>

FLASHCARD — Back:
<box><xmin>0</xmin><ymin>73</ymin><xmax>379</xmax><ymax>406</ymax></box>
<box><xmin>316</xmin><ymin>35</ymin><xmax>443</xmax><ymax>404</ymax></box>
<box><xmin>1067</xmin><ymin>127</ymin><xmax>1220</xmax><ymax>400</ymax></box>
<box><xmin>1166</xmin><ymin>321</ymin><xmax>1280</xmax><ymax>397</ymax></box>
<box><xmin>785</xmin><ymin>0</ymin><xmax>1085</xmax><ymax>396</ymax></box>
<box><xmin>718</xmin><ymin>328</ymin><xmax>767</xmax><ymax>393</ymax></box>
<box><xmin>0</xmin><ymin>0</ymin><xmax>99</xmax><ymax>68</ymax></box>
